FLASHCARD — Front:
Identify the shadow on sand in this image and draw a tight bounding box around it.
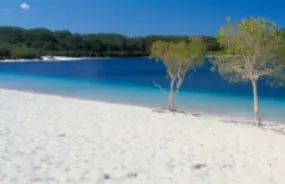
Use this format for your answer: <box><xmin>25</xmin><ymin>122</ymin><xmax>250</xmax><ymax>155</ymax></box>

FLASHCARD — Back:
<box><xmin>152</xmin><ymin>107</ymin><xmax>285</xmax><ymax>135</ymax></box>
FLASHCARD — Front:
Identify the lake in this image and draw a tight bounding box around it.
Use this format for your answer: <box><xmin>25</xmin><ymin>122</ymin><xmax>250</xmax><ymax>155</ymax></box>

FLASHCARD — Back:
<box><xmin>0</xmin><ymin>58</ymin><xmax>285</xmax><ymax>123</ymax></box>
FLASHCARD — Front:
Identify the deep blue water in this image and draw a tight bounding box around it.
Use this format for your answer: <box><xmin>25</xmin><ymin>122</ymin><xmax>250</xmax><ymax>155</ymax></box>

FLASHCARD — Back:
<box><xmin>0</xmin><ymin>58</ymin><xmax>285</xmax><ymax>123</ymax></box>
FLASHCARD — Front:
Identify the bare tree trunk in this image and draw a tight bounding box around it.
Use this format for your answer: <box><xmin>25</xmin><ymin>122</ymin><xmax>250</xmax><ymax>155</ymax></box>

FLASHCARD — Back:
<box><xmin>168</xmin><ymin>76</ymin><xmax>176</xmax><ymax>111</ymax></box>
<box><xmin>251</xmin><ymin>80</ymin><xmax>262</xmax><ymax>126</ymax></box>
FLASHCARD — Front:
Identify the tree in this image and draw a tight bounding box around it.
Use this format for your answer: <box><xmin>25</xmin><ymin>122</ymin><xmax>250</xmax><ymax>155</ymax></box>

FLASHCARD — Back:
<box><xmin>213</xmin><ymin>17</ymin><xmax>285</xmax><ymax>126</ymax></box>
<box><xmin>151</xmin><ymin>38</ymin><xmax>206</xmax><ymax>111</ymax></box>
<box><xmin>0</xmin><ymin>26</ymin><xmax>221</xmax><ymax>59</ymax></box>
<box><xmin>0</xmin><ymin>45</ymin><xmax>11</xmax><ymax>59</ymax></box>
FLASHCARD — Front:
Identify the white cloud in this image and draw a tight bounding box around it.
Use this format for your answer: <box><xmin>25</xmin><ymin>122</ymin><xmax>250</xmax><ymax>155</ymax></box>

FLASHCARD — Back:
<box><xmin>20</xmin><ymin>3</ymin><xmax>31</xmax><ymax>10</ymax></box>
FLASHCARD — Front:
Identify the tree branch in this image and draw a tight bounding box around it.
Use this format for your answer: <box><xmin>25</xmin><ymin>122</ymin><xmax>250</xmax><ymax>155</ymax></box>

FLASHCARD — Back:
<box><xmin>255</xmin><ymin>65</ymin><xmax>285</xmax><ymax>77</ymax></box>
<box><xmin>153</xmin><ymin>80</ymin><xmax>169</xmax><ymax>95</ymax></box>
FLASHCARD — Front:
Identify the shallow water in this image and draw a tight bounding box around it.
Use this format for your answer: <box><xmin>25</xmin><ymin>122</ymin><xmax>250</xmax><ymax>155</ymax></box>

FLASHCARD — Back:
<box><xmin>0</xmin><ymin>58</ymin><xmax>284</xmax><ymax>123</ymax></box>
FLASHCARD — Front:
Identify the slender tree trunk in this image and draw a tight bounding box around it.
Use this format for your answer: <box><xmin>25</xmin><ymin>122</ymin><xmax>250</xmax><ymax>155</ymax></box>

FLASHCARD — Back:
<box><xmin>251</xmin><ymin>80</ymin><xmax>262</xmax><ymax>126</ymax></box>
<box><xmin>168</xmin><ymin>76</ymin><xmax>176</xmax><ymax>111</ymax></box>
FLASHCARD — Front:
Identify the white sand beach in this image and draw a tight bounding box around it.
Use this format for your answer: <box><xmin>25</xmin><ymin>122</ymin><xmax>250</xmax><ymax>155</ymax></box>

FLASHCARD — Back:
<box><xmin>0</xmin><ymin>56</ymin><xmax>115</xmax><ymax>62</ymax></box>
<box><xmin>0</xmin><ymin>59</ymin><xmax>41</xmax><ymax>62</ymax></box>
<box><xmin>0</xmin><ymin>56</ymin><xmax>92</xmax><ymax>62</ymax></box>
<box><xmin>41</xmin><ymin>56</ymin><xmax>93</xmax><ymax>61</ymax></box>
<box><xmin>0</xmin><ymin>89</ymin><xmax>285</xmax><ymax>184</ymax></box>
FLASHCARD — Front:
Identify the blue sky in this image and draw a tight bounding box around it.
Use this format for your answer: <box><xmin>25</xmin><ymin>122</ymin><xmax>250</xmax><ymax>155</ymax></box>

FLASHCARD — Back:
<box><xmin>1</xmin><ymin>0</ymin><xmax>285</xmax><ymax>36</ymax></box>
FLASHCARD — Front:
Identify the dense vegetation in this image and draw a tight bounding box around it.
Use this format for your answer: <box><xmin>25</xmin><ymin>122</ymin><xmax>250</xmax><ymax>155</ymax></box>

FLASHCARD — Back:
<box><xmin>0</xmin><ymin>26</ymin><xmax>221</xmax><ymax>59</ymax></box>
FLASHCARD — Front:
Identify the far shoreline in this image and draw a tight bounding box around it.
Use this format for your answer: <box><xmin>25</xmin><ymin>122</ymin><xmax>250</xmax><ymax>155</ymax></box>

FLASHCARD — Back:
<box><xmin>0</xmin><ymin>56</ymin><xmax>149</xmax><ymax>63</ymax></box>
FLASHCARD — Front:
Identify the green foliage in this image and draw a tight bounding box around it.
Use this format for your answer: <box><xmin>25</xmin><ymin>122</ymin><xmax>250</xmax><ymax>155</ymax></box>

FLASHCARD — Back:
<box><xmin>0</xmin><ymin>26</ymin><xmax>221</xmax><ymax>59</ymax></box>
<box><xmin>11</xmin><ymin>46</ymin><xmax>38</xmax><ymax>59</ymax></box>
<box><xmin>201</xmin><ymin>36</ymin><xmax>222</xmax><ymax>52</ymax></box>
<box><xmin>0</xmin><ymin>45</ymin><xmax>11</xmax><ymax>59</ymax></box>
<box><xmin>151</xmin><ymin>38</ymin><xmax>206</xmax><ymax>78</ymax></box>
<box><xmin>150</xmin><ymin>38</ymin><xmax>206</xmax><ymax>110</ymax></box>
<box><xmin>213</xmin><ymin>17</ymin><xmax>285</xmax><ymax>84</ymax></box>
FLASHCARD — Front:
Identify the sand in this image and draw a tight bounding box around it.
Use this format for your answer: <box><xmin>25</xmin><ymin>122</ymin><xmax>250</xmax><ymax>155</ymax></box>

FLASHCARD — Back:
<box><xmin>41</xmin><ymin>56</ymin><xmax>93</xmax><ymax>61</ymax></box>
<box><xmin>0</xmin><ymin>56</ymin><xmax>113</xmax><ymax>62</ymax></box>
<box><xmin>0</xmin><ymin>89</ymin><xmax>285</xmax><ymax>184</ymax></box>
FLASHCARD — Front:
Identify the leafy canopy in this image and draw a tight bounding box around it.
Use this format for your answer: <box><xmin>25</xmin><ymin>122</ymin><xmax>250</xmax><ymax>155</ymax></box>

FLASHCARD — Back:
<box><xmin>151</xmin><ymin>38</ymin><xmax>206</xmax><ymax>77</ymax></box>
<box><xmin>0</xmin><ymin>26</ymin><xmax>221</xmax><ymax>59</ymax></box>
<box><xmin>214</xmin><ymin>17</ymin><xmax>285</xmax><ymax>83</ymax></box>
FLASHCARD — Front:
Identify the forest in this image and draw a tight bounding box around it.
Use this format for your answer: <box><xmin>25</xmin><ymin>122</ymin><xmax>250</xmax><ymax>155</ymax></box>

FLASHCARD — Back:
<box><xmin>0</xmin><ymin>26</ymin><xmax>222</xmax><ymax>59</ymax></box>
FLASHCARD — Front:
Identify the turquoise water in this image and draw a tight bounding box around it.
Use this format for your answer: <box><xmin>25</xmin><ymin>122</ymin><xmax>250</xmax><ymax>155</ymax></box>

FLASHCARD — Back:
<box><xmin>0</xmin><ymin>58</ymin><xmax>284</xmax><ymax>123</ymax></box>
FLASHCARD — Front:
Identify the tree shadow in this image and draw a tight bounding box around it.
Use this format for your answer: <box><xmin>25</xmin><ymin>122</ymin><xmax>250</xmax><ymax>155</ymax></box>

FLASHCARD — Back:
<box><xmin>152</xmin><ymin>107</ymin><xmax>201</xmax><ymax>117</ymax></box>
<box><xmin>220</xmin><ymin>119</ymin><xmax>285</xmax><ymax>135</ymax></box>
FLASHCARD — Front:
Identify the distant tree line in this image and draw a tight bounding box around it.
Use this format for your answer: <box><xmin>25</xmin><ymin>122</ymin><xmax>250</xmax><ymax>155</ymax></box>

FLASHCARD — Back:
<box><xmin>0</xmin><ymin>26</ymin><xmax>222</xmax><ymax>59</ymax></box>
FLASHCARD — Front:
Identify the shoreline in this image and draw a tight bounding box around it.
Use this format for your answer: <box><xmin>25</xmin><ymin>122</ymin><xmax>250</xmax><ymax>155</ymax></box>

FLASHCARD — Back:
<box><xmin>1</xmin><ymin>87</ymin><xmax>284</xmax><ymax>126</ymax></box>
<box><xmin>0</xmin><ymin>56</ymin><xmax>146</xmax><ymax>63</ymax></box>
<box><xmin>0</xmin><ymin>57</ymin><xmax>100</xmax><ymax>63</ymax></box>
<box><xmin>1</xmin><ymin>87</ymin><xmax>285</xmax><ymax>129</ymax></box>
<box><xmin>1</xmin><ymin>88</ymin><xmax>285</xmax><ymax>183</ymax></box>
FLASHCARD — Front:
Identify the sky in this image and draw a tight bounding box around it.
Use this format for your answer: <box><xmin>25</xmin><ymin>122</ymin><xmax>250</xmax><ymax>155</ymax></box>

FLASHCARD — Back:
<box><xmin>1</xmin><ymin>0</ymin><xmax>285</xmax><ymax>36</ymax></box>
